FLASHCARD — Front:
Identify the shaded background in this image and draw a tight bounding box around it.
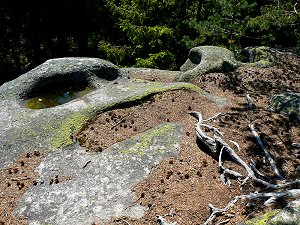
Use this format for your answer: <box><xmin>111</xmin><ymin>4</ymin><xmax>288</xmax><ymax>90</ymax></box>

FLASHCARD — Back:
<box><xmin>0</xmin><ymin>0</ymin><xmax>299</xmax><ymax>85</ymax></box>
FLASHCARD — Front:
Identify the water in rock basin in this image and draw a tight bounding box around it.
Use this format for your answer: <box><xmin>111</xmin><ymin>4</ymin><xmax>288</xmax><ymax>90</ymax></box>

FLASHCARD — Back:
<box><xmin>25</xmin><ymin>85</ymin><xmax>93</xmax><ymax>109</ymax></box>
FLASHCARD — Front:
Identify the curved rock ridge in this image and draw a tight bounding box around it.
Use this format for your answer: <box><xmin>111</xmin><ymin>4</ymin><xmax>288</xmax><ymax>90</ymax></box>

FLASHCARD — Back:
<box><xmin>0</xmin><ymin>57</ymin><xmax>201</xmax><ymax>169</ymax></box>
<box><xmin>0</xmin><ymin>57</ymin><xmax>123</xmax><ymax>101</ymax></box>
<box><xmin>176</xmin><ymin>46</ymin><xmax>275</xmax><ymax>81</ymax></box>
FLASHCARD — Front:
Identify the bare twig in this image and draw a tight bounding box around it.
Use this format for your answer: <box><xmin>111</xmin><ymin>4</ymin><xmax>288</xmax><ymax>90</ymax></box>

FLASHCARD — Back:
<box><xmin>201</xmin><ymin>124</ymin><xmax>224</xmax><ymax>136</ymax></box>
<box><xmin>82</xmin><ymin>160</ymin><xmax>92</xmax><ymax>169</ymax></box>
<box><xmin>204</xmin><ymin>198</ymin><xmax>239</xmax><ymax>225</ymax></box>
<box><xmin>190</xmin><ymin>111</ymin><xmax>300</xmax><ymax>224</ymax></box>
<box><xmin>230</xmin><ymin>140</ymin><xmax>241</xmax><ymax>152</ymax></box>
<box><xmin>294</xmin><ymin>1</ymin><xmax>298</xmax><ymax>14</ymax></box>
<box><xmin>292</xmin><ymin>142</ymin><xmax>300</xmax><ymax>148</ymax></box>
<box><xmin>191</xmin><ymin>111</ymin><xmax>299</xmax><ymax>189</ymax></box>
<box><xmin>110</xmin><ymin>111</ymin><xmax>133</xmax><ymax>129</ymax></box>
<box><xmin>216</xmin><ymin>218</ymin><xmax>230</xmax><ymax>225</ymax></box>
<box><xmin>216</xmin><ymin>136</ymin><xmax>299</xmax><ymax>189</ymax></box>
<box><xmin>249</xmin><ymin>123</ymin><xmax>285</xmax><ymax>180</ymax></box>
<box><xmin>111</xmin><ymin>118</ymin><xmax>125</xmax><ymax>129</ymax></box>
<box><xmin>157</xmin><ymin>215</ymin><xmax>178</xmax><ymax>225</ymax></box>
<box><xmin>190</xmin><ymin>111</ymin><xmax>221</xmax><ymax>152</ymax></box>
<box><xmin>122</xmin><ymin>220</ymin><xmax>131</xmax><ymax>225</ymax></box>
<box><xmin>11</xmin><ymin>177</ymin><xmax>31</xmax><ymax>181</ymax></box>
<box><xmin>249</xmin><ymin>160</ymin><xmax>269</xmax><ymax>180</ymax></box>
<box><xmin>219</xmin><ymin>146</ymin><xmax>244</xmax><ymax>186</ymax></box>
<box><xmin>246</xmin><ymin>94</ymin><xmax>255</xmax><ymax>110</ymax></box>
<box><xmin>202</xmin><ymin>112</ymin><xmax>224</xmax><ymax>122</ymax></box>
<box><xmin>204</xmin><ymin>189</ymin><xmax>300</xmax><ymax>225</ymax></box>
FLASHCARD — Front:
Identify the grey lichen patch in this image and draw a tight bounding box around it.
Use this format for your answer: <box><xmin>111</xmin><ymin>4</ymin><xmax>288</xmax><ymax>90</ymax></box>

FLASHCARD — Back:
<box><xmin>15</xmin><ymin>123</ymin><xmax>183</xmax><ymax>225</ymax></box>
<box><xmin>239</xmin><ymin>46</ymin><xmax>275</xmax><ymax>68</ymax></box>
<box><xmin>121</xmin><ymin>67</ymin><xmax>181</xmax><ymax>82</ymax></box>
<box><xmin>269</xmin><ymin>92</ymin><xmax>300</xmax><ymax>121</ymax></box>
<box><xmin>267</xmin><ymin>199</ymin><xmax>300</xmax><ymax>225</ymax></box>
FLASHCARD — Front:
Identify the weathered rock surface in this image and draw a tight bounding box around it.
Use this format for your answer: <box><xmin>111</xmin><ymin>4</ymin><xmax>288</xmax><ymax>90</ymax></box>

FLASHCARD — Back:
<box><xmin>0</xmin><ymin>47</ymin><xmax>295</xmax><ymax>225</ymax></box>
<box><xmin>269</xmin><ymin>92</ymin><xmax>300</xmax><ymax>121</ymax></box>
<box><xmin>177</xmin><ymin>46</ymin><xmax>239</xmax><ymax>81</ymax></box>
<box><xmin>267</xmin><ymin>199</ymin><xmax>300</xmax><ymax>225</ymax></box>
<box><xmin>176</xmin><ymin>46</ymin><xmax>276</xmax><ymax>81</ymax></box>
<box><xmin>0</xmin><ymin>57</ymin><xmax>200</xmax><ymax>169</ymax></box>
<box><xmin>121</xmin><ymin>67</ymin><xmax>181</xmax><ymax>82</ymax></box>
<box><xmin>0</xmin><ymin>57</ymin><xmax>201</xmax><ymax>224</ymax></box>
<box><xmin>240</xmin><ymin>199</ymin><xmax>300</xmax><ymax>225</ymax></box>
<box><xmin>15</xmin><ymin>123</ymin><xmax>182</xmax><ymax>225</ymax></box>
<box><xmin>239</xmin><ymin>46</ymin><xmax>275</xmax><ymax>67</ymax></box>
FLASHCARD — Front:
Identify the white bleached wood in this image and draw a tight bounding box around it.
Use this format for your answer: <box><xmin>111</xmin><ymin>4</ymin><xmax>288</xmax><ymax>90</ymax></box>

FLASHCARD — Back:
<box><xmin>249</xmin><ymin>123</ymin><xmax>285</xmax><ymax>180</ymax></box>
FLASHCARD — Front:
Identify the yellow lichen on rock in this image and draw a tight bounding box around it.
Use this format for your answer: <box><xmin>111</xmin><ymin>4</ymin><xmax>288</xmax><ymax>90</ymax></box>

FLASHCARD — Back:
<box><xmin>49</xmin><ymin>112</ymin><xmax>89</xmax><ymax>150</ymax></box>
<box><xmin>120</xmin><ymin>123</ymin><xmax>175</xmax><ymax>157</ymax></box>
<box><xmin>245</xmin><ymin>210</ymin><xmax>280</xmax><ymax>225</ymax></box>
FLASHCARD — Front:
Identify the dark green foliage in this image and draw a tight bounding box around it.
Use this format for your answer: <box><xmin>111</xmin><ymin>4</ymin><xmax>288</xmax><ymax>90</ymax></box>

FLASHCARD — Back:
<box><xmin>0</xmin><ymin>0</ymin><xmax>299</xmax><ymax>84</ymax></box>
<box><xmin>183</xmin><ymin>0</ymin><xmax>300</xmax><ymax>51</ymax></box>
<box><xmin>134</xmin><ymin>51</ymin><xmax>176</xmax><ymax>70</ymax></box>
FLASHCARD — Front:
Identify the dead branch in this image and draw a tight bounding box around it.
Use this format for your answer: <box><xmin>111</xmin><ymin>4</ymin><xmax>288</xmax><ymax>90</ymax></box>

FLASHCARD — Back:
<box><xmin>246</xmin><ymin>94</ymin><xmax>255</xmax><ymax>110</ymax></box>
<box><xmin>201</xmin><ymin>124</ymin><xmax>223</xmax><ymax>136</ymax></box>
<box><xmin>229</xmin><ymin>140</ymin><xmax>241</xmax><ymax>152</ymax></box>
<box><xmin>292</xmin><ymin>142</ymin><xmax>300</xmax><ymax>147</ymax></box>
<box><xmin>219</xmin><ymin>147</ymin><xmax>244</xmax><ymax>186</ymax></box>
<box><xmin>122</xmin><ymin>220</ymin><xmax>131</xmax><ymax>225</ymax></box>
<box><xmin>216</xmin><ymin>136</ymin><xmax>299</xmax><ymax>189</ymax></box>
<box><xmin>249</xmin><ymin>160</ymin><xmax>270</xmax><ymax>181</ymax></box>
<box><xmin>11</xmin><ymin>177</ymin><xmax>31</xmax><ymax>181</ymax></box>
<box><xmin>190</xmin><ymin>111</ymin><xmax>217</xmax><ymax>152</ymax></box>
<box><xmin>204</xmin><ymin>198</ymin><xmax>239</xmax><ymax>225</ymax></box>
<box><xmin>111</xmin><ymin>118</ymin><xmax>125</xmax><ymax>129</ymax></box>
<box><xmin>157</xmin><ymin>215</ymin><xmax>178</xmax><ymax>225</ymax></box>
<box><xmin>190</xmin><ymin>111</ymin><xmax>300</xmax><ymax>224</ymax></box>
<box><xmin>216</xmin><ymin>219</ymin><xmax>230</xmax><ymax>225</ymax></box>
<box><xmin>82</xmin><ymin>160</ymin><xmax>92</xmax><ymax>169</ymax></box>
<box><xmin>202</xmin><ymin>112</ymin><xmax>224</xmax><ymax>122</ymax></box>
<box><xmin>204</xmin><ymin>189</ymin><xmax>300</xmax><ymax>225</ymax></box>
<box><xmin>294</xmin><ymin>1</ymin><xmax>298</xmax><ymax>14</ymax></box>
<box><xmin>249</xmin><ymin>123</ymin><xmax>285</xmax><ymax>180</ymax></box>
<box><xmin>191</xmin><ymin>111</ymin><xmax>299</xmax><ymax>189</ymax></box>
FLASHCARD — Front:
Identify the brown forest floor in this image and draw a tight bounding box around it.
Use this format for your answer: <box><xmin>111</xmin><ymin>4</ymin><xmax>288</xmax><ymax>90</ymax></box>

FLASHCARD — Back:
<box><xmin>0</xmin><ymin>49</ymin><xmax>299</xmax><ymax>225</ymax></box>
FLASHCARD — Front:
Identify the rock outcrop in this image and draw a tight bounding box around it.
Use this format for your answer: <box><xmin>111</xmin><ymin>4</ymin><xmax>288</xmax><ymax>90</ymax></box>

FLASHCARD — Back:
<box><xmin>176</xmin><ymin>46</ymin><xmax>276</xmax><ymax>81</ymax></box>
<box><xmin>15</xmin><ymin>123</ymin><xmax>182</xmax><ymax>225</ymax></box>
<box><xmin>0</xmin><ymin>57</ymin><xmax>200</xmax><ymax>169</ymax></box>
<box><xmin>239</xmin><ymin>199</ymin><xmax>300</xmax><ymax>225</ymax></box>
<box><xmin>0</xmin><ymin>57</ymin><xmax>201</xmax><ymax>224</ymax></box>
<box><xmin>269</xmin><ymin>92</ymin><xmax>300</xmax><ymax>121</ymax></box>
<box><xmin>0</xmin><ymin>46</ymin><xmax>297</xmax><ymax>225</ymax></box>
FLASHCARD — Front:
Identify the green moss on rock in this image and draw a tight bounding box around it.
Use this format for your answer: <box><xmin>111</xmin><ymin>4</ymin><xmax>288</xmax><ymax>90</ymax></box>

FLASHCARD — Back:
<box><xmin>126</xmin><ymin>81</ymin><xmax>203</xmax><ymax>102</ymax></box>
<box><xmin>120</xmin><ymin>123</ymin><xmax>176</xmax><ymax>157</ymax></box>
<box><xmin>49</xmin><ymin>112</ymin><xmax>89</xmax><ymax>150</ymax></box>
<box><xmin>245</xmin><ymin>210</ymin><xmax>280</xmax><ymax>225</ymax></box>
